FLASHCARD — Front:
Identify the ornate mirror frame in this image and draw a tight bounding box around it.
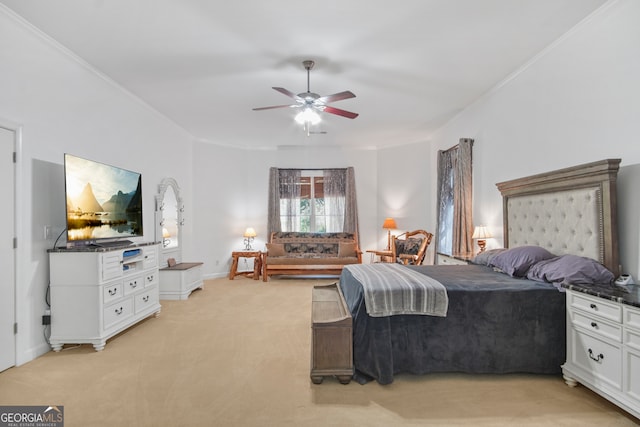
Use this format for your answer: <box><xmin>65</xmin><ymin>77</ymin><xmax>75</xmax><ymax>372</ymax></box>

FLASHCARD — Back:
<box><xmin>155</xmin><ymin>177</ymin><xmax>184</xmax><ymax>264</ymax></box>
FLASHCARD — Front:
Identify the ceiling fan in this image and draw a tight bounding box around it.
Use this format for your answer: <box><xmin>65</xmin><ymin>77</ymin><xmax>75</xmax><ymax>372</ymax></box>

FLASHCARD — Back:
<box><xmin>252</xmin><ymin>60</ymin><xmax>359</xmax><ymax>124</ymax></box>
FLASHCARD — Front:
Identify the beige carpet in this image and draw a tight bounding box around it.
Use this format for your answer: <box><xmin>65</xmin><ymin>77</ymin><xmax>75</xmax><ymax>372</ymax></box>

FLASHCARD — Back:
<box><xmin>1</xmin><ymin>277</ymin><xmax>639</xmax><ymax>427</ymax></box>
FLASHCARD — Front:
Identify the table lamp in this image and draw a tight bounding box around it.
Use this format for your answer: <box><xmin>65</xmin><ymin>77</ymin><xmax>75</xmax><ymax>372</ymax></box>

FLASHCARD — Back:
<box><xmin>243</xmin><ymin>227</ymin><xmax>257</xmax><ymax>250</ymax></box>
<box><xmin>382</xmin><ymin>218</ymin><xmax>397</xmax><ymax>250</ymax></box>
<box><xmin>472</xmin><ymin>225</ymin><xmax>492</xmax><ymax>254</ymax></box>
<box><xmin>162</xmin><ymin>227</ymin><xmax>171</xmax><ymax>248</ymax></box>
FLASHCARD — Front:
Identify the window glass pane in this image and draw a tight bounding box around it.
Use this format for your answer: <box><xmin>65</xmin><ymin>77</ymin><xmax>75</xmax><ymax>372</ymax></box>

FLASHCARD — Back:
<box><xmin>314</xmin><ymin>197</ymin><xmax>325</xmax><ymax>215</ymax></box>
<box><xmin>437</xmin><ymin>166</ymin><xmax>454</xmax><ymax>255</ymax></box>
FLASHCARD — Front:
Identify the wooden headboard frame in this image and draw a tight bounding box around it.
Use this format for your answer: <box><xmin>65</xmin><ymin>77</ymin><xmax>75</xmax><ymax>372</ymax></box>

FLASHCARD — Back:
<box><xmin>496</xmin><ymin>159</ymin><xmax>621</xmax><ymax>275</ymax></box>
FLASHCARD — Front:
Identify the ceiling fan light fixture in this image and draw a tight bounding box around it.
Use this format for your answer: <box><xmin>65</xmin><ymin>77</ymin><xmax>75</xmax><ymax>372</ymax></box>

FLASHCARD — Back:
<box><xmin>253</xmin><ymin>60</ymin><xmax>358</xmax><ymax>121</ymax></box>
<box><xmin>295</xmin><ymin>108</ymin><xmax>321</xmax><ymax>125</ymax></box>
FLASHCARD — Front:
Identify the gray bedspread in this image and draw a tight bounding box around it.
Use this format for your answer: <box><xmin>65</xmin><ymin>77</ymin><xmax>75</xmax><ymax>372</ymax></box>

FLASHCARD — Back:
<box><xmin>343</xmin><ymin>264</ymin><xmax>448</xmax><ymax>317</ymax></box>
<box><xmin>339</xmin><ymin>264</ymin><xmax>566</xmax><ymax>385</ymax></box>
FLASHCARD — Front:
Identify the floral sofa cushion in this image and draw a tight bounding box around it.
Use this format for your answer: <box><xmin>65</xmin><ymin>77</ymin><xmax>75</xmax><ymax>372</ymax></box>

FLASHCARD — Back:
<box><xmin>270</xmin><ymin>232</ymin><xmax>358</xmax><ymax>257</ymax></box>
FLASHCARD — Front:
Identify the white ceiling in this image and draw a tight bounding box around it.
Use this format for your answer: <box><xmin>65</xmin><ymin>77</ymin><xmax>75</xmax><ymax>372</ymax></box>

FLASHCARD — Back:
<box><xmin>1</xmin><ymin>0</ymin><xmax>608</xmax><ymax>149</ymax></box>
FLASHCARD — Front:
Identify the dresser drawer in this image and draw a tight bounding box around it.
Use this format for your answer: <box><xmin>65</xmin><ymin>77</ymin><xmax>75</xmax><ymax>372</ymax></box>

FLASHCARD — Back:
<box><xmin>626</xmin><ymin>329</ymin><xmax>640</xmax><ymax>352</ymax></box>
<box><xmin>103</xmin><ymin>282</ymin><xmax>123</xmax><ymax>305</ymax></box>
<box><xmin>145</xmin><ymin>270</ymin><xmax>159</xmax><ymax>288</ymax></box>
<box><xmin>569</xmin><ymin>292</ymin><xmax>621</xmax><ymax>323</ymax></box>
<box><xmin>625</xmin><ymin>348</ymin><xmax>640</xmax><ymax>402</ymax></box>
<box><xmin>103</xmin><ymin>298</ymin><xmax>134</xmax><ymax>330</ymax></box>
<box><xmin>134</xmin><ymin>287</ymin><xmax>159</xmax><ymax>314</ymax></box>
<box><xmin>570</xmin><ymin>328</ymin><xmax>622</xmax><ymax>390</ymax></box>
<box><xmin>437</xmin><ymin>253</ymin><xmax>468</xmax><ymax>265</ymax></box>
<box><xmin>123</xmin><ymin>275</ymin><xmax>144</xmax><ymax>295</ymax></box>
<box><xmin>625</xmin><ymin>306</ymin><xmax>640</xmax><ymax>332</ymax></box>
<box><xmin>572</xmin><ymin>310</ymin><xmax>622</xmax><ymax>342</ymax></box>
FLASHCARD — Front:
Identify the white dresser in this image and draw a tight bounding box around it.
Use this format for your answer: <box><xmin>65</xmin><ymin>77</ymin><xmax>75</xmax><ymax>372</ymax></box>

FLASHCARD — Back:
<box><xmin>436</xmin><ymin>253</ymin><xmax>471</xmax><ymax>265</ymax></box>
<box><xmin>48</xmin><ymin>243</ymin><xmax>162</xmax><ymax>351</ymax></box>
<box><xmin>562</xmin><ymin>285</ymin><xmax>640</xmax><ymax>419</ymax></box>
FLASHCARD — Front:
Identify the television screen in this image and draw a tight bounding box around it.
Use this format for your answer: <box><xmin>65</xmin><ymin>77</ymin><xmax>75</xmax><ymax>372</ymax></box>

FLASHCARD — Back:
<box><xmin>64</xmin><ymin>154</ymin><xmax>143</xmax><ymax>245</ymax></box>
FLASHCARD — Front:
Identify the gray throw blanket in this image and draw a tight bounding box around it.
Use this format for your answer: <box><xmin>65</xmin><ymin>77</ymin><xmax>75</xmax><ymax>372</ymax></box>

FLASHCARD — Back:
<box><xmin>343</xmin><ymin>264</ymin><xmax>448</xmax><ymax>317</ymax></box>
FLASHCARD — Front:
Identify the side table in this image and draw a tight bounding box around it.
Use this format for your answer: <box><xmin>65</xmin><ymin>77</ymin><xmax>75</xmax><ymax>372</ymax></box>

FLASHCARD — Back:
<box><xmin>366</xmin><ymin>249</ymin><xmax>393</xmax><ymax>263</ymax></box>
<box><xmin>229</xmin><ymin>251</ymin><xmax>262</xmax><ymax>280</ymax></box>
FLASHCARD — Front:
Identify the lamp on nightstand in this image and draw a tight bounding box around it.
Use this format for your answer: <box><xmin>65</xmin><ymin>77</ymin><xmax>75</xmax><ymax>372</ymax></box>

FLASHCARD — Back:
<box><xmin>472</xmin><ymin>226</ymin><xmax>492</xmax><ymax>254</ymax></box>
<box><xmin>243</xmin><ymin>227</ymin><xmax>257</xmax><ymax>250</ymax></box>
<box><xmin>382</xmin><ymin>217</ymin><xmax>397</xmax><ymax>250</ymax></box>
<box><xmin>162</xmin><ymin>227</ymin><xmax>171</xmax><ymax>248</ymax></box>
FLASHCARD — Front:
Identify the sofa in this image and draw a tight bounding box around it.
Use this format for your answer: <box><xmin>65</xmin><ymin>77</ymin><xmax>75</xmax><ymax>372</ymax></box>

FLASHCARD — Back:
<box><xmin>262</xmin><ymin>232</ymin><xmax>362</xmax><ymax>281</ymax></box>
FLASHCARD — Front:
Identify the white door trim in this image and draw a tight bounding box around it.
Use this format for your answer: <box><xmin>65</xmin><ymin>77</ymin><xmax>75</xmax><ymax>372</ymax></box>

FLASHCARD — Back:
<box><xmin>0</xmin><ymin>119</ymin><xmax>19</xmax><ymax>372</ymax></box>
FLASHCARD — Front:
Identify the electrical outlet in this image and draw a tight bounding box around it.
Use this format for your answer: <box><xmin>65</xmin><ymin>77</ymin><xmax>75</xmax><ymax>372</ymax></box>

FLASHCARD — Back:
<box><xmin>44</xmin><ymin>225</ymin><xmax>52</xmax><ymax>240</ymax></box>
<box><xmin>42</xmin><ymin>309</ymin><xmax>51</xmax><ymax>325</ymax></box>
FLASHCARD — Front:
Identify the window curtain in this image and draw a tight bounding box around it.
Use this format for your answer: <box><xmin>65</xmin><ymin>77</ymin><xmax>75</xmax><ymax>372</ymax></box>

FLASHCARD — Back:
<box><xmin>267</xmin><ymin>167</ymin><xmax>280</xmax><ymax>236</ymax></box>
<box><xmin>344</xmin><ymin>167</ymin><xmax>359</xmax><ymax>237</ymax></box>
<box><xmin>323</xmin><ymin>169</ymin><xmax>346</xmax><ymax>232</ymax></box>
<box><xmin>436</xmin><ymin>138</ymin><xmax>473</xmax><ymax>256</ymax></box>
<box><xmin>267</xmin><ymin>167</ymin><xmax>301</xmax><ymax>235</ymax></box>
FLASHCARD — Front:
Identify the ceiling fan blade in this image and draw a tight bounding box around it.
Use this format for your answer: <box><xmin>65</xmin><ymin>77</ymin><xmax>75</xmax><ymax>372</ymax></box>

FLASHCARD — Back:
<box><xmin>252</xmin><ymin>104</ymin><xmax>298</xmax><ymax>111</ymax></box>
<box><xmin>316</xmin><ymin>91</ymin><xmax>356</xmax><ymax>104</ymax></box>
<box><xmin>322</xmin><ymin>106</ymin><xmax>359</xmax><ymax>119</ymax></box>
<box><xmin>272</xmin><ymin>87</ymin><xmax>303</xmax><ymax>101</ymax></box>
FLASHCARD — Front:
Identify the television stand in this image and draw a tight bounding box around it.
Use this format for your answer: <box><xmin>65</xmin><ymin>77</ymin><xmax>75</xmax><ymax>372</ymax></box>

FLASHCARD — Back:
<box><xmin>48</xmin><ymin>242</ymin><xmax>161</xmax><ymax>351</ymax></box>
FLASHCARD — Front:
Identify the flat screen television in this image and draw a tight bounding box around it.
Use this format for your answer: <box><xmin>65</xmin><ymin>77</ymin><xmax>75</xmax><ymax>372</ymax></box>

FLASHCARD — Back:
<box><xmin>64</xmin><ymin>153</ymin><xmax>143</xmax><ymax>247</ymax></box>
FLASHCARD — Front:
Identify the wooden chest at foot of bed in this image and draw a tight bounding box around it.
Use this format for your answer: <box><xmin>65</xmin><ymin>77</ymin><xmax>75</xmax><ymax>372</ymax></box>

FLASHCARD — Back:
<box><xmin>310</xmin><ymin>283</ymin><xmax>353</xmax><ymax>384</ymax></box>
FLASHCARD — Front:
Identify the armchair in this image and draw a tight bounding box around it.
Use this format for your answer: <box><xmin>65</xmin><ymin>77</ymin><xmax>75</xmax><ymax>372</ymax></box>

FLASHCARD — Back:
<box><xmin>391</xmin><ymin>230</ymin><xmax>433</xmax><ymax>265</ymax></box>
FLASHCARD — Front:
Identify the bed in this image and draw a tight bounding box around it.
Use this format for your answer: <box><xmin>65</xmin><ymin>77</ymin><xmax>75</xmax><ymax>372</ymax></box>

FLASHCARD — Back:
<box><xmin>339</xmin><ymin>159</ymin><xmax>621</xmax><ymax>384</ymax></box>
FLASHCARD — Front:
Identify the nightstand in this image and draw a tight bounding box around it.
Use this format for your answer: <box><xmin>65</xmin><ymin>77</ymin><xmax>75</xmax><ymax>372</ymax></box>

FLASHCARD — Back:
<box><xmin>436</xmin><ymin>252</ymin><xmax>473</xmax><ymax>265</ymax></box>
<box><xmin>229</xmin><ymin>251</ymin><xmax>262</xmax><ymax>280</ymax></box>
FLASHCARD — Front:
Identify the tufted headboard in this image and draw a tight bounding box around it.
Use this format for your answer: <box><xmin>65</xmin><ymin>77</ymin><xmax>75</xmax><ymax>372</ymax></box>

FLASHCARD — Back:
<box><xmin>496</xmin><ymin>159</ymin><xmax>620</xmax><ymax>275</ymax></box>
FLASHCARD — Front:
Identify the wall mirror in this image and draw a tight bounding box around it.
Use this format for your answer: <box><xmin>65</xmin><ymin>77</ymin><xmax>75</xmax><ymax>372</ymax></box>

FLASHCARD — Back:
<box><xmin>155</xmin><ymin>177</ymin><xmax>183</xmax><ymax>263</ymax></box>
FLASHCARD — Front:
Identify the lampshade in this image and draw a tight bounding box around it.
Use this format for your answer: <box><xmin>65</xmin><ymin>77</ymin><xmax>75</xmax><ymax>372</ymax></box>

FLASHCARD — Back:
<box><xmin>472</xmin><ymin>226</ymin><xmax>492</xmax><ymax>239</ymax></box>
<box><xmin>295</xmin><ymin>108</ymin><xmax>321</xmax><ymax>125</ymax></box>
<box><xmin>162</xmin><ymin>227</ymin><xmax>170</xmax><ymax>238</ymax></box>
<box><xmin>243</xmin><ymin>227</ymin><xmax>257</xmax><ymax>238</ymax></box>
<box><xmin>382</xmin><ymin>218</ymin><xmax>397</xmax><ymax>230</ymax></box>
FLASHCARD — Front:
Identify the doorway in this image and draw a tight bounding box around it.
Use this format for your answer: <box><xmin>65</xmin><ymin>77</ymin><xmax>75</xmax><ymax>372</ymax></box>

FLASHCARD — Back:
<box><xmin>0</xmin><ymin>125</ymin><xmax>16</xmax><ymax>372</ymax></box>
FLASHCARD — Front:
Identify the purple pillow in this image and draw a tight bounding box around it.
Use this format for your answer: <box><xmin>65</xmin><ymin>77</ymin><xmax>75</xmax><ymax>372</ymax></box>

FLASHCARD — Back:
<box><xmin>490</xmin><ymin>245</ymin><xmax>555</xmax><ymax>277</ymax></box>
<box><xmin>527</xmin><ymin>255</ymin><xmax>614</xmax><ymax>285</ymax></box>
<box><xmin>471</xmin><ymin>248</ymin><xmax>508</xmax><ymax>266</ymax></box>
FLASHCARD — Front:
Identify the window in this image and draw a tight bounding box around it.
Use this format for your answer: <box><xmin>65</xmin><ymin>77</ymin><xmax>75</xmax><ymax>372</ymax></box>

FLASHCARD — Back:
<box><xmin>437</xmin><ymin>163</ymin><xmax>454</xmax><ymax>255</ymax></box>
<box><xmin>268</xmin><ymin>167</ymin><xmax>358</xmax><ymax>236</ymax></box>
<box><xmin>279</xmin><ymin>172</ymin><xmax>344</xmax><ymax>232</ymax></box>
<box><xmin>436</xmin><ymin>138</ymin><xmax>474</xmax><ymax>256</ymax></box>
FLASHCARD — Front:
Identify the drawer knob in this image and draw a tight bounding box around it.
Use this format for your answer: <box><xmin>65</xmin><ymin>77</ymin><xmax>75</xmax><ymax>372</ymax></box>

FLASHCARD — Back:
<box><xmin>115</xmin><ymin>307</ymin><xmax>123</xmax><ymax>315</ymax></box>
<box><xmin>130</xmin><ymin>281</ymin><xmax>137</xmax><ymax>288</ymax></box>
<box><xmin>143</xmin><ymin>295</ymin><xmax>149</xmax><ymax>303</ymax></box>
<box><xmin>591</xmin><ymin>322</ymin><xmax>598</xmax><ymax>328</ymax></box>
<box><xmin>588</xmin><ymin>348</ymin><xmax>604</xmax><ymax>363</ymax></box>
<box><xmin>108</xmin><ymin>288</ymin><xmax>117</xmax><ymax>296</ymax></box>
<box><xmin>590</xmin><ymin>303</ymin><xmax>597</xmax><ymax>310</ymax></box>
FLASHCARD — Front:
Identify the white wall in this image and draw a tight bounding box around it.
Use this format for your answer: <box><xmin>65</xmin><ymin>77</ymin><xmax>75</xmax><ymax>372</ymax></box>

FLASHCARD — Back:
<box><xmin>428</xmin><ymin>0</ymin><xmax>640</xmax><ymax>276</ymax></box>
<box><xmin>376</xmin><ymin>142</ymin><xmax>434</xmax><ymax>262</ymax></box>
<box><xmin>191</xmin><ymin>143</ymin><xmax>379</xmax><ymax>277</ymax></box>
<box><xmin>0</xmin><ymin>8</ymin><xmax>195</xmax><ymax>364</ymax></box>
